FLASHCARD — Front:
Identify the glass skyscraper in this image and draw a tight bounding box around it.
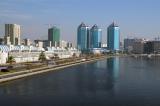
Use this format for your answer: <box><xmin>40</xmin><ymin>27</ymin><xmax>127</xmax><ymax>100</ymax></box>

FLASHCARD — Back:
<box><xmin>77</xmin><ymin>22</ymin><xmax>90</xmax><ymax>51</ymax></box>
<box><xmin>107</xmin><ymin>22</ymin><xmax>120</xmax><ymax>51</ymax></box>
<box><xmin>48</xmin><ymin>26</ymin><xmax>60</xmax><ymax>47</ymax></box>
<box><xmin>90</xmin><ymin>24</ymin><xmax>102</xmax><ymax>48</ymax></box>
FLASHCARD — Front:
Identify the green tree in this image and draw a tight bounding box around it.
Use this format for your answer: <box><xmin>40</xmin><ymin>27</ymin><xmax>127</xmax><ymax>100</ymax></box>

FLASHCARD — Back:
<box><xmin>54</xmin><ymin>53</ymin><xmax>59</xmax><ymax>60</ymax></box>
<box><xmin>6</xmin><ymin>56</ymin><xmax>16</xmax><ymax>64</ymax></box>
<box><xmin>38</xmin><ymin>51</ymin><xmax>47</xmax><ymax>62</ymax></box>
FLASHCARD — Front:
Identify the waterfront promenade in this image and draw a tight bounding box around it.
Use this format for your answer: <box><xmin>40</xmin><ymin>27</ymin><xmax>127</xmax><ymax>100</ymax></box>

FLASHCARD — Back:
<box><xmin>0</xmin><ymin>55</ymin><xmax>118</xmax><ymax>83</ymax></box>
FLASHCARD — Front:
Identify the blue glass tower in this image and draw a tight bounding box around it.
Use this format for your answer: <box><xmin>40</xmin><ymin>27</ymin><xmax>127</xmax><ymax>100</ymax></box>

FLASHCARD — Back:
<box><xmin>90</xmin><ymin>24</ymin><xmax>102</xmax><ymax>48</ymax></box>
<box><xmin>77</xmin><ymin>22</ymin><xmax>90</xmax><ymax>51</ymax></box>
<box><xmin>107</xmin><ymin>22</ymin><xmax>120</xmax><ymax>51</ymax></box>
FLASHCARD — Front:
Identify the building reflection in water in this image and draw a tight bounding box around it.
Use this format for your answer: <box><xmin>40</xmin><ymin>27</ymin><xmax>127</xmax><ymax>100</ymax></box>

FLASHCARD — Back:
<box><xmin>75</xmin><ymin>57</ymin><xmax>120</xmax><ymax>99</ymax></box>
<box><xmin>107</xmin><ymin>57</ymin><xmax>120</xmax><ymax>80</ymax></box>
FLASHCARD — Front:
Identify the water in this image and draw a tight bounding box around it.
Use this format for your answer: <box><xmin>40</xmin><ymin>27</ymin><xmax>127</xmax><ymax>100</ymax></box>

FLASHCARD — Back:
<box><xmin>0</xmin><ymin>57</ymin><xmax>160</xmax><ymax>106</ymax></box>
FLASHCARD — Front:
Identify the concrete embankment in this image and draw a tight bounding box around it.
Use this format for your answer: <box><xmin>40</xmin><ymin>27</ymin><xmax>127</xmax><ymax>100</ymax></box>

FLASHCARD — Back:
<box><xmin>0</xmin><ymin>56</ymin><xmax>112</xmax><ymax>83</ymax></box>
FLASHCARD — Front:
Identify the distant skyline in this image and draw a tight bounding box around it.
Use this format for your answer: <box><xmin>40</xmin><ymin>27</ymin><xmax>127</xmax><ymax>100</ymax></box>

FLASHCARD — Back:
<box><xmin>0</xmin><ymin>0</ymin><xmax>160</xmax><ymax>44</ymax></box>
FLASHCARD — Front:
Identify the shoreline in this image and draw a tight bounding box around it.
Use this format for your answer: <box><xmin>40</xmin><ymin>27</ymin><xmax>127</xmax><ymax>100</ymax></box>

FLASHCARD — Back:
<box><xmin>0</xmin><ymin>55</ymin><xmax>123</xmax><ymax>84</ymax></box>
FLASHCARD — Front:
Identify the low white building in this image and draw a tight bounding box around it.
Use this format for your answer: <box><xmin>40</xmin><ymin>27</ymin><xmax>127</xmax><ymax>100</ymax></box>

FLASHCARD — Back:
<box><xmin>90</xmin><ymin>48</ymin><xmax>105</xmax><ymax>54</ymax></box>
<box><xmin>0</xmin><ymin>51</ymin><xmax>8</xmax><ymax>64</ymax></box>
<box><xmin>0</xmin><ymin>45</ymin><xmax>81</xmax><ymax>64</ymax></box>
<box><xmin>45</xmin><ymin>47</ymin><xmax>80</xmax><ymax>59</ymax></box>
<box><xmin>59</xmin><ymin>40</ymin><xmax>67</xmax><ymax>48</ymax></box>
<box><xmin>0</xmin><ymin>45</ymin><xmax>44</xmax><ymax>64</ymax></box>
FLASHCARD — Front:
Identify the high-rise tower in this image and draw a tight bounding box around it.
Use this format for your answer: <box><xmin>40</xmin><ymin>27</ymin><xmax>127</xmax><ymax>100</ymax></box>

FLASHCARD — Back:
<box><xmin>5</xmin><ymin>24</ymin><xmax>21</xmax><ymax>45</ymax></box>
<box><xmin>77</xmin><ymin>22</ymin><xmax>90</xmax><ymax>51</ymax></box>
<box><xmin>107</xmin><ymin>22</ymin><xmax>120</xmax><ymax>51</ymax></box>
<box><xmin>48</xmin><ymin>26</ymin><xmax>60</xmax><ymax>47</ymax></box>
<box><xmin>90</xmin><ymin>24</ymin><xmax>102</xmax><ymax>48</ymax></box>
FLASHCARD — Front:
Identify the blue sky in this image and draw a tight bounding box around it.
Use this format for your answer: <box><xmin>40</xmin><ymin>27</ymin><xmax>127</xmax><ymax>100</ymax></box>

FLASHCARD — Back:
<box><xmin>0</xmin><ymin>0</ymin><xmax>160</xmax><ymax>44</ymax></box>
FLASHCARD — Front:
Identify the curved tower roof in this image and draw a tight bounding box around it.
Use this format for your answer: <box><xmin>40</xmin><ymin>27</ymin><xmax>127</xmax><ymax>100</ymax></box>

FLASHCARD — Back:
<box><xmin>78</xmin><ymin>22</ymin><xmax>86</xmax><ymax>28</ymax></box>
<box><xmin>91</xmin><ymin>24</ymin><xmax>98</xmax><ymax>29</ymax></box>
<box><xmin>109</xmin><ymin>22</ymin><xmax>119</xmax><ymax>27</ymax></box>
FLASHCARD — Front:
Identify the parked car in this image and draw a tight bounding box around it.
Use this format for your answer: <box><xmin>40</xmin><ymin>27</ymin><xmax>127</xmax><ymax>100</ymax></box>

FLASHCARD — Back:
<box><xmin>0</xmin><ymin>66</ymin><xmax>13</xmax><ymax>72</ymax></box>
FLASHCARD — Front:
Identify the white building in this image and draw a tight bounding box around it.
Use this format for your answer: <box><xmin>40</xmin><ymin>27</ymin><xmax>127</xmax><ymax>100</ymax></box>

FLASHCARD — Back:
<box><xmin>59</xmin><ymin>40</ymin><xmax>67</xmax><ymax>48</ymax></box>
<box><xmin>90</xmin><ymin>48</ymin><xmax>104</xmax><ymax>54</ymax></box>
<box><xmin>0</xmin><ymin>45</ymin><xmax>81</xmax><ymax>64</ymax></box>
<box><xmin>24</xmin><ymin>38</ymin><xmax>31</xmax><ymax>46</ymax></box>
<box><xmin>34</xmin><ymin>40</ymin><xmax>44</xmax><ymax>48</ymax></box>
<box><xmin>45</xmin><ymin>47</ymin><xmax>81</xmax><ymax>59</ymax></box>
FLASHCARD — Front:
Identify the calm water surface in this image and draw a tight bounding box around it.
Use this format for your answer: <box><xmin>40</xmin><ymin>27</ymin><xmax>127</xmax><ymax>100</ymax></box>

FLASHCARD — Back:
<box><xmin>0</xmin><ymin>57</ymin><xmax>160</xmax><ymax>106</ymax></box>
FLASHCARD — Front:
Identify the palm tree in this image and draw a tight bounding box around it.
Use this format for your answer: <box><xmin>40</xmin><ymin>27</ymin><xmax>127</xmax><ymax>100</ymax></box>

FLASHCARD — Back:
<box><xmin>6</xmin><ymin>56</ymin><xmax>16</xmax><ymax>64</ymax></box>
<box><xmin>38</xmin><ymin>51</ymin><xmax>46</xmax><ymax>62</ymax></box>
